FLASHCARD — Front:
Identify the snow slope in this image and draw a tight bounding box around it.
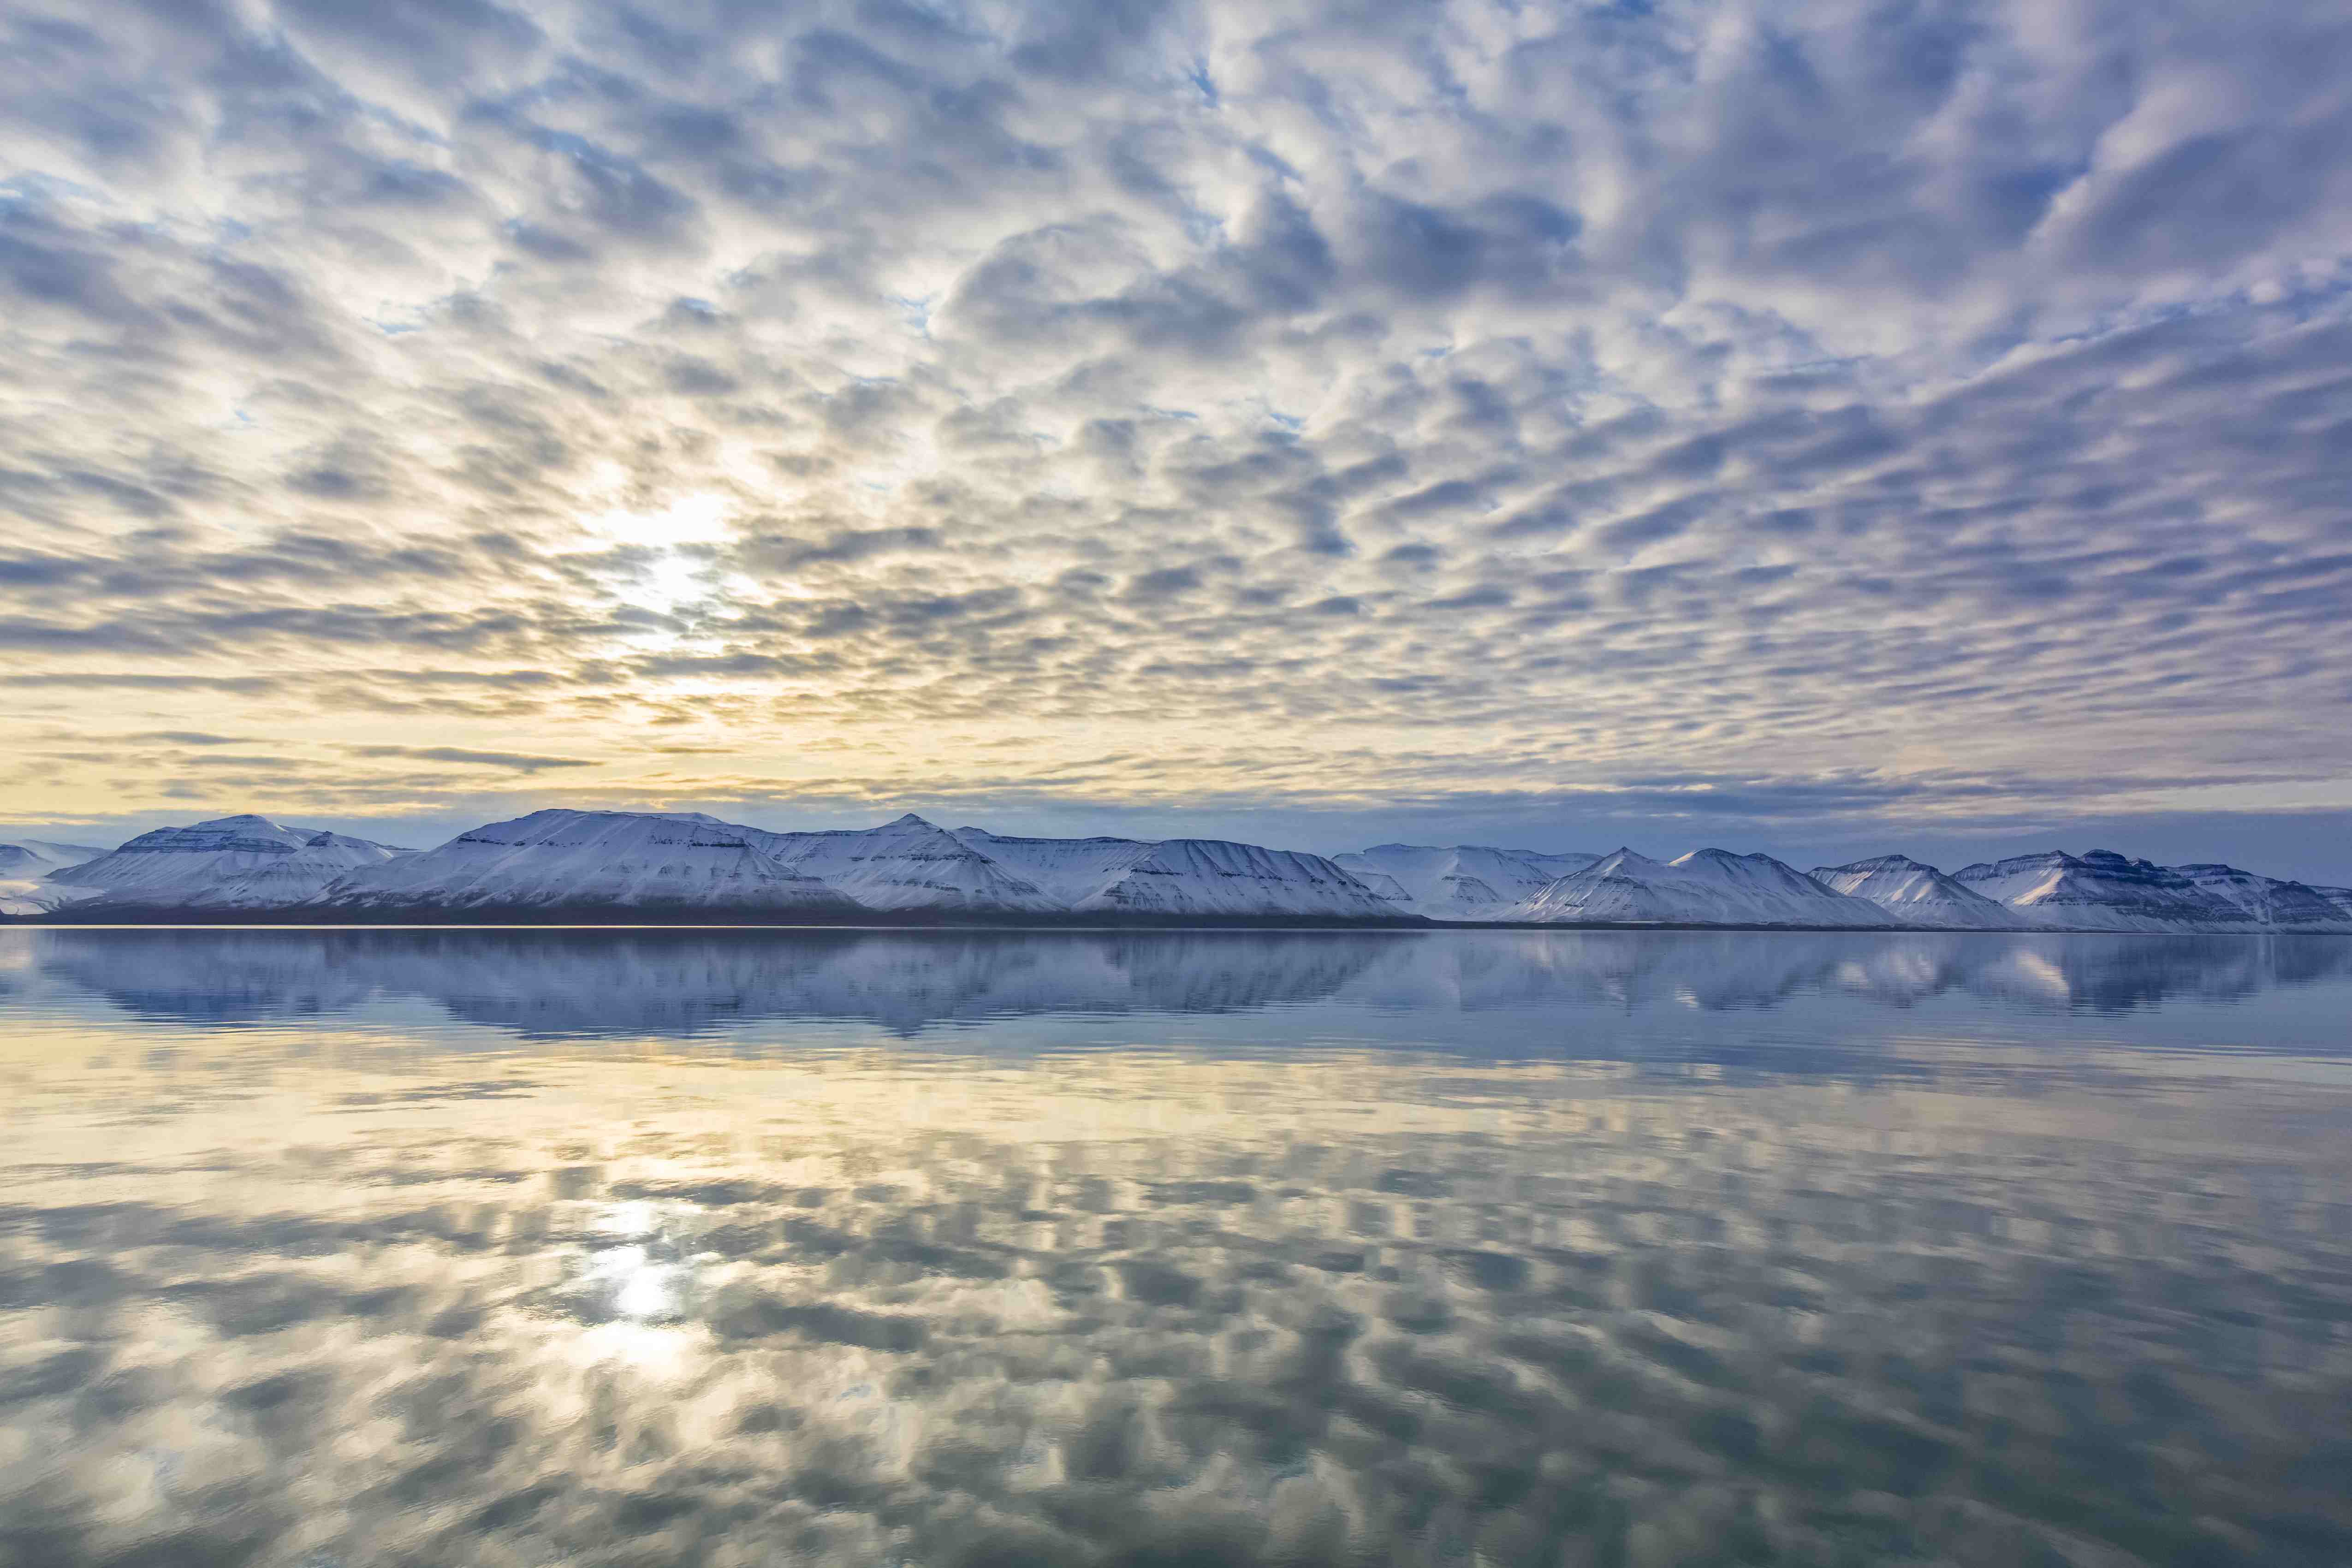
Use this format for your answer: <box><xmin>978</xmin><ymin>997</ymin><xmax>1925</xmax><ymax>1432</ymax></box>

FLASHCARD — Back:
<box><xmin>0</xmin><ymin>839</ymin><xmax>107</xmax><ymax>877</ymax></box>
<box><xmin>946</xmin><ymin>831</ymin><xmax>1156</xmax><ymax>908</ymax></box>
<box><xmin>1339</xmin><ymin>867</ymin><xmax>1416</xmax><ymax>908</ymax></box>
<box><xmin>955</xmin><ymin>828</ymin><xmax>1401</xmax><ymax>917</ymax></box>
<box><xmin>2316</xmin><ymin>887</ymin><xmax>2352</xmax><ymax>922</ymax></box>
<box><xmin>0</xmin><ymin>878</ymin><xmax>104</xmax><ymax>916</ymax></box>
<box><xmin>53</xmin><ymin>816</ymin><xmax>407</xmax><ymax>908</ymax></box>
<box><xmin>2172</xmin><ymin>864</ymin><xmax>2352</xmax><ymax>932</ymax></box>
<box><xmin>1952</xmin><ymin>850</ymin><xmax>2251</xmax><ymax>932</ymax></box>
<box><xmin>743</xmin><ymin>814</ymin><xmax>1063</xmax><ymax>913</ymax></box>
<box><xmin>180</xmin><ymin>837</ymin><xmax>419</xmax><ymax>909</ymax></box>
<box><xmin>1808</xmin><ymin>855</ymin><xmax>2025</xmax><ymax>929</ymax></box>
<box><xmin>316</xmin><ymin>809</ymin><xmax>858</xmax><ymax>913</ymax></box>
<box><xmin>1334</xmin><ymin>844</ymin><xmax>1602</xmax><ymax>920</ymax></box>
<box><xmin>1513</xmin><ymin>848</ymin><xmax>1897</xmax><ymax>927</ymax></box>
<box><xmin>1072</xmin><ymin>839</ymin><xmax>1397</xmax><ymax>918</ymax></box>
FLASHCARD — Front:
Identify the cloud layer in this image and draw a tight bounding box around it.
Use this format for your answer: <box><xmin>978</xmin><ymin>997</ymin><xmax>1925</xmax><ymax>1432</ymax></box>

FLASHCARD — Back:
<box><xmin>3</xmin><ymin>0</ymin><xmax>2350</xmax><ymax>866</ymax></box>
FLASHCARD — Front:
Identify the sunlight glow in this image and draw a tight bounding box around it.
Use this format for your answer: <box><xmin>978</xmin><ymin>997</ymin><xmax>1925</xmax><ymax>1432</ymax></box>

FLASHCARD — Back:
<box><xmin>584</xmin><ymin>1204</ymin><xmax>685</xmax><ymax>1324</ymax></box>
<box><xmin>587</xmin><ymin>494</ymin><xmax>733</xmax><ymax>631</ymax></box>
<box><xmin>613</xmin><ymin>1256</ymin><xmax>676</xmax><ymax>1320</ymax></box>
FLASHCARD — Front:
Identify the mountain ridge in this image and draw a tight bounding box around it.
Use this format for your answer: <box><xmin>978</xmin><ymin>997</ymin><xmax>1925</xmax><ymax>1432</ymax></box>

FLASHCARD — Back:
<box><xmin>1513</xmin><ymin>847</ymin><xmax>1898</xmax><ymax>928</ymax></box>
<box><xmin>16</xmin><ymin>815</ymin><xmax>409</xmax><ymax>913</ymax></box>
<box><xmin>1333</xmin><ymin>843</ymin><xmax>1603</xmax><ymax>921</ymax></box>
<box><xmin>1809</xmin><ymin>855</ymin><xmax>2027</xmax><ymax>930</ymax></box>
<box><xmin>7</xmin><ymin>812</ymin><xmax>2349</xmax><ymax>932</ymax></box>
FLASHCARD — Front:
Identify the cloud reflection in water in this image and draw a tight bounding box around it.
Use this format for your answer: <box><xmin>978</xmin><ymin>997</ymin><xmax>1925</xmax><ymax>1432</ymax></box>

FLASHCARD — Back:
<box><xmin>0</xmin><ymin>929</ymin><xmax>2349</xmax><ymax>1566</ymax></box>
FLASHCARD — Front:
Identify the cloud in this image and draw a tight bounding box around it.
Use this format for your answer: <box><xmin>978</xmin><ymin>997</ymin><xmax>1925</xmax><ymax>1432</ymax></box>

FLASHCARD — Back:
<box><xmin>343</xmin><ymin>745</ymin><xmax>599</xmax><ymax>773</ymax></box>
<box><xmin>119</xmin><ymin>730</ymin><xmax>255</xmax><ymax>746</ymax></box>
<box><xmin>0</xmin><ymin>0</ymin><xmax>2347</xmax><ymax>861</ymax></box>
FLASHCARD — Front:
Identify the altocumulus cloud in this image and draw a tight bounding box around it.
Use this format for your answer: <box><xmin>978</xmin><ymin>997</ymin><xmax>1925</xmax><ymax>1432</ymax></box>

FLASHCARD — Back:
<box><xmin>2</xmin><ymin>0</ymin><xmax>2351</xmax><ymax>862</ymax></box>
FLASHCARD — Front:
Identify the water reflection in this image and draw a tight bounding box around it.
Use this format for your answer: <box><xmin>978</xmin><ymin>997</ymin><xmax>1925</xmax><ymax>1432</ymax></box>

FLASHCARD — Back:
<box><xmin>16</xmin><ymin>926</ymin><xmax>2352</xmax><ymax>1036</ymax></box>
<box><xmin>2</xmin><ymin>930</ymin><xmax>2350</xmax><ymax>1567</ymax></box>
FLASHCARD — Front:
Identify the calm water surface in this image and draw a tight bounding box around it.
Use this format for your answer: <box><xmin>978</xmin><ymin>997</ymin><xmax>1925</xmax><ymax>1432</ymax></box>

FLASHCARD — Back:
<box><xmin>2</xmin><ymin>927</ymin><xmax>2349</xmax><ymax>1568</ymax></box>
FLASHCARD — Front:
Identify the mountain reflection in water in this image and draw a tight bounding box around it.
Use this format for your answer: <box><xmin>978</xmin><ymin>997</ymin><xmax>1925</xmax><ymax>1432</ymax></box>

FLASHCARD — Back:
<box><xmin>2</xmin><ymin>927</ymin><xmax>2349</xmax><ymax>1568</ymax></box>
<box><xmin>16</xmin><ymin>925</ymin><xmax>2352</xmax><ymax>1039</ymax></box>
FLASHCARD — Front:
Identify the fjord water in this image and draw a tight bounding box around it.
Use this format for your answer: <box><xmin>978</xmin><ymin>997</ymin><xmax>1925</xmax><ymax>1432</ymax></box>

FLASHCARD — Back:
<box><xmin>3</xmin><ymin>930</ymin><xmax>2349</xmax><ymax>1568</ymax></box>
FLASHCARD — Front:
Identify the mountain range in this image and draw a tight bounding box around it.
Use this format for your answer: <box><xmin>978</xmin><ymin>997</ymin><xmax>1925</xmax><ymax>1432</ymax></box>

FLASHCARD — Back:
<box><xmin>4</xmin><ymin>808</ymin><xmax>2349</xmax><ymax>932</ymax></box>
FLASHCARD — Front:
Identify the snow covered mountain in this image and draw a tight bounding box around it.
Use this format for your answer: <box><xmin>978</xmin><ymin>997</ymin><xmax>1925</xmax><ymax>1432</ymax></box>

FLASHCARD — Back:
<box><xmin>12</xmin><ymin>805</ymin><xmax>2352</xmax><ymax>932</ymax></box>
<box><xmin>0</xmin><ymin>839</ymin><xmax>106</xmax><ymax>877</ymax></box>
<box><xmin>12</xmin><ymin>808</ymin><xmax>1395</xmax><ymax>920</ymax></box>
<box><xmin>2169</xmin><ymin>864</ymin><xmax>2352</xmax><ymax>932</ymax></box>
<box><xmin>1952</xmin><ymin>849</ymin><xmax>2255</xmax><ymax>932</ymax></box>
<box><xmin>946</xmin><ymin>830</ymin><xmax>1156</xmax><ymax>907</ymax></box>
<box><xmin>1512</xmin><ymin>848</ymin><xmax>1897</xmax><ymax>927</ymax></box>
<box><xmin>181</xmin><ymin>837</ymin><xmax>418</xmax><ymax>910</ymax></box>
<box><xmin>1333</xmin><ymin>843</ymin><xmax>1601</xmax><ymax>920</ymax></box>
<box><xmin>0</xmin><ymin>838</ymin><xmax>111</xmax><ymax>916</ymax></box>
<box><xmin>957</xmin><ymin>828</ymin><xmax>1398</xmax><ymax>918</ymax></box>
<box><xmin>1046</xmin><ymin>836</ymin><xmax>1396</xmax><ymax>919</ymax></box>
<box><xmin>1809</xmin><ymin>855</ymin><xmax>2025</xmax><ymax>929</ymax></box>
<box><xmin>45</xmin><ymin>815</ymin><xmax>407</xmax><ymax>910</ymax></box>
<box><xmin>744</xmin><ymin>814</ymin><xmax>1063</xmax><ymax>913</ymax></box>
<box><xmin>315</xmin><ymin>810</ymin><xmax>859</xmax><ymax>914</ymax></box>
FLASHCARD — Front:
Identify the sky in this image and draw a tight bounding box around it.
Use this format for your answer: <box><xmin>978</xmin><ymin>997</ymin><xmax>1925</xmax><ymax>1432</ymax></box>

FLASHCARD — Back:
<box><xmin>3</xmin><ymin>0</ymin><xmax>2351</xmax><ymax>879</ymax></box>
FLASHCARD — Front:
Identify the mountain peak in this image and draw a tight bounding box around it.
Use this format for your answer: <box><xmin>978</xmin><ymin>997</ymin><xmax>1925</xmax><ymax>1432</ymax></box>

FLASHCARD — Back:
<box><xmin>1837</xmin><ymin>853</ymin><xmax>1922</xmax><ymax>872</ymax></box>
